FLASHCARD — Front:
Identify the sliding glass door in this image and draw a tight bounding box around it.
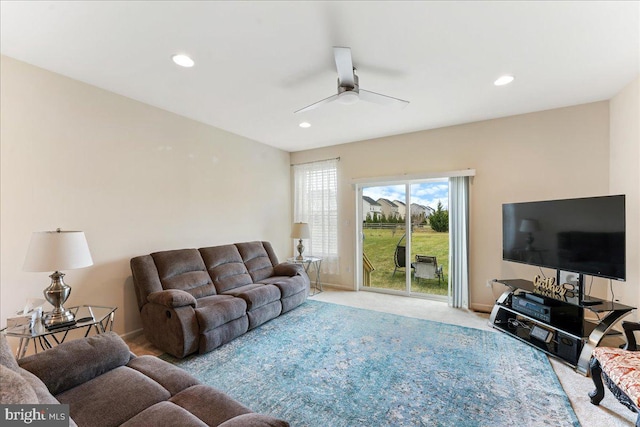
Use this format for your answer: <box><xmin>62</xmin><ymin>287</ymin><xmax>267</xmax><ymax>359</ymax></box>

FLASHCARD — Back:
<box><xmin>359</xmin><ymin>180</ymin><xmax>449</xmax><ymax>299</ymax></box>
<box><xmin>409</xmin><ymin>182</ymin><xmax>449</xmax><ymax>297</ymax></box>
<box><xmin>361</xmin><ymin>184</ymin><xmax>407</xmax><ymax>292</ymax></box>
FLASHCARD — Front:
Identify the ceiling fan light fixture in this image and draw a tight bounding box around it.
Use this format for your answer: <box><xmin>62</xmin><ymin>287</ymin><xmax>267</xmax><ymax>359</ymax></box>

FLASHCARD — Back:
<box><xmin>294</xmin><ymin>47</ymin><xmax>409</xmax><ymax>113</ymax></box>
<box><xmin>338</xmin><ymin>90</ymin><xmax>359</xmax><ymax>105</ymax></box>
<box><xmin>494</xmin><ymin>75</ymin><xmax>514</xmax><ymax>86</ymax></box>
<box><xmin>299</xmin><ymin>122</ymin><xmax>311</xmax><ymax>128</ymax></box>
<box><xmin>172</xmin><ymin>54</ymin><xmax>195</xmax><ymax>68</ymax></box>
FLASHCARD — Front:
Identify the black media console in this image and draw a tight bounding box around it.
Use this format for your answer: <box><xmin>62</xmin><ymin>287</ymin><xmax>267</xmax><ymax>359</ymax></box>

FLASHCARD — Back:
<box><xmin>489</xmin><ymin>279</ymin><xmax>635</xmax><ymax>375</ymax></box>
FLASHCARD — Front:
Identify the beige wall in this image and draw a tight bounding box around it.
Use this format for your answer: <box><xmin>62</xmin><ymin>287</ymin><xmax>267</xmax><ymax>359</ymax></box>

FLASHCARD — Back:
<box><xmin>610</xmin><ymin>76</ymin><xmax>640</xmax><ymax>320</ymax></box>
<box><xmin>0</xmin><ymin>56</ymin><xmax>292</xmax><ymax>336</ymax></box>
<box><xmin>291</xmin><ymin>101</ymin><xmax>617</xmax><ymax>311</ymax></box>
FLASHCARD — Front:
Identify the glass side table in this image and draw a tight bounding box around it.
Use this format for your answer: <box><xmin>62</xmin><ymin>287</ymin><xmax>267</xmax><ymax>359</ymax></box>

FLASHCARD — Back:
<box><xmin>3</xmin><ymin>305</ymin><xmax>117</xmax><ymax>359</ymax></box>
<box><xmin>287</xmin><ymin>256</ymin><xmax>323</xmax><ymax>296</ymax></box>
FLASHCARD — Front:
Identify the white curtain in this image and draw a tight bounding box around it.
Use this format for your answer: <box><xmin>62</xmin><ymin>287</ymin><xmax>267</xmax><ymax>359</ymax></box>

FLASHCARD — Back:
<box><xmin>293</xmin><ymin>159</ymin><xmax>339</xmax><ymax>274</ymax></box>
<box><xmin>448</xmin><ymin>176</ymin><xmax>469</xmax><ymax>308</ymax></box>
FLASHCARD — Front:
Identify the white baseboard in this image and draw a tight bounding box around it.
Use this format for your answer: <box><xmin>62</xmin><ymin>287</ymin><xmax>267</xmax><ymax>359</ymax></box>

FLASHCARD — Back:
<box><xmin>316</xmin><ymin>282</ymin><xmax>354</xmax><ymax>291</ymax></box>
<box><xmin>469</xmin><ymin>303</ymin><xmax>493</xmax><ymax>313</ymax></box>
<box><xmin>119</xmin><ymin>328</ymin><xmax>143</xmax><ymax>340</ymax></box>
<box><xmin>315</xmin><ymin>284</ymin><xmax>496</xmax><ymax>314</ymax></box>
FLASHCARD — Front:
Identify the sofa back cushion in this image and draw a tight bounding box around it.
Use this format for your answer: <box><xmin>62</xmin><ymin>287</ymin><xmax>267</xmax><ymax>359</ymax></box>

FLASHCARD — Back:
<box><xmin>151</xmin><ymin>249</ymin><xmax>217</xmax><ymax>299</ymax></box>
<box><xmin>235</xmin><ymin>241</ymin><xmax>279</xmax><ymax>283</ymax></box>
<box><xmin>199</xmin><ymin>245</ymin><xmax>253</xmax><ymax>293</ymax></box>
<box><xmin>19</xmin><ymin>332</ymin><xmax>132</xmax><ymax>396</ymax></box>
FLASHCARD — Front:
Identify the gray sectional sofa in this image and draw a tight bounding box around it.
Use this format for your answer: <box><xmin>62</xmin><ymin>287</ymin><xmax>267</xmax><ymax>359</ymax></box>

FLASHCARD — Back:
<box><xmin>0</xmin><ymin>332</ymin><xmax>288</xmax><ymax>427</ymax></box>
<box><xmin>130</xmin><ymin>241</ymin><xmax>310</xmax><ymax>358</ymax></box>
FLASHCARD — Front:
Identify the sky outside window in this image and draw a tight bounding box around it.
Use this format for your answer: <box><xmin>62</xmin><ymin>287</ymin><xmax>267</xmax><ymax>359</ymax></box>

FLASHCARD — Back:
<box><xmin>363</xmin><ymin>180</ymin><xmax>449</xmax><ymax>210</ymax></box>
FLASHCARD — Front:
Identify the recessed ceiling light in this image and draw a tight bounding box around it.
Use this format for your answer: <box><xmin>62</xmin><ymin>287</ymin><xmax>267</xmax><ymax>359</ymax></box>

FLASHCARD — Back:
<box><xmin>172</xmin><ymin>54</ymin><xmax>194</xmax><ymax>68</ymax></box>
<box><xmin>494</xmin><ymin>75</ymin><xmax>514</xmax><ymax>86</ymax></box>
<box><xmin>299</xmin><ymin>122</ymin><xmax>311</xmax><ymax>128</ymax></box>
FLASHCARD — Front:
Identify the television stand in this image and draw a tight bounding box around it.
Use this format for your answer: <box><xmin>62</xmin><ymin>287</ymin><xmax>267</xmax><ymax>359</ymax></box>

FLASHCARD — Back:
<box><xmin>489</xmin><ymin>279</ymin><xmax>635</xmax><ymax>375</ymax></box>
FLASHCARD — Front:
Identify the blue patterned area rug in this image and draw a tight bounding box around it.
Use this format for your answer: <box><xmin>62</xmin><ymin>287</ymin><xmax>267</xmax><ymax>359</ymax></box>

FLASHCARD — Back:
<box><xmin>161</xmin><ymin>300</ymin><xmax>580</xmax><ymax>427</ymax></box>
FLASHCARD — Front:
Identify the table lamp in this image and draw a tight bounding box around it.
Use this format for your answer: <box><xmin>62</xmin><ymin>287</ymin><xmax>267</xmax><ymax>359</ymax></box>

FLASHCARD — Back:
<box><xmin>23</xmin><ymin>229</ymin><xmax>93</xmax><ymax>328</ymax></box>
<box><xmin>291</xmin><ymin>222</ymin><xmax>310</xmax><ymax>260</ymax></box>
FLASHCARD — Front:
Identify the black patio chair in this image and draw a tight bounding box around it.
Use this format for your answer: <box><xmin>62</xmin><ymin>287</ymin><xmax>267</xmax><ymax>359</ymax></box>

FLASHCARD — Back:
<box><xmin>392</xmin><ymin>234</ymin><xmax>414</xmax><ymax>276</ymax></box>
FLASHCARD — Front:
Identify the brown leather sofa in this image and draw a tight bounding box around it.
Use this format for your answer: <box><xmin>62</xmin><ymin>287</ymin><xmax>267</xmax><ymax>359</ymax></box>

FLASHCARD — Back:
<box><xmin>130</xmin><ymin>241</ymin><xmax>310</xmax><ymax>358</ymax></box>
<box><xmin>0</xmin><ymin>332</ymin><xmax>288</xmax><ymax>427</ymax></box>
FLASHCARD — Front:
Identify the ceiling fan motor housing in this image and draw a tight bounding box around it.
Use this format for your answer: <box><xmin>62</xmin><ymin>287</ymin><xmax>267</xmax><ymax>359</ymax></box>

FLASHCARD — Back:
<box><xmin>294</xmin><ymin>47</ymin><xmax>409</xmax><ymax>113</ymax></box>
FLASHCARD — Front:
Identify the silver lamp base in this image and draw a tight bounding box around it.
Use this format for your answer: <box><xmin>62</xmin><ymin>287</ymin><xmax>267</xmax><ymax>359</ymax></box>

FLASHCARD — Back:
<box><xmin>296</xmin><ymin>239</ymin><xmax>305</xmax><ymax>260</ymax></box>
<box><xmin>43</xmin><ymin>310</ymin><xmax>76</xmax><ymax>328</ymax></box>
<box><xmin>43</xmin><ymin>271</ymin><xmax>76</xmax><ymax>329</ymax></box>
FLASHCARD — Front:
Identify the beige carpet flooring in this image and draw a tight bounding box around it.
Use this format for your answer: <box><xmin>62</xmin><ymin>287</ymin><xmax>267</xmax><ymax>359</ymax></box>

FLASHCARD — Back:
<box><xmin>126</xmin><ymin>288</ymin><xmax>635</xmax><ymax>427</ymax></box>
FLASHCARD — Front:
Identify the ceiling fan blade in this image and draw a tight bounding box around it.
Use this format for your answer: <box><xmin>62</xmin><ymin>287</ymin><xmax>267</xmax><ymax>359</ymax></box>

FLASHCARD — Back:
<box><xmin>333</xmin><ymin>46</ymin><xmax>355</xmax><ymax>88</ymax></box>
<box><xmin>359</xmin><ymin>89</ymin><xmax>409</xmax><ymax>109</ymax></box>
<box><xmin>294</xmin><ymin>94</ymin><xmax>340</xmax><ymax>114</ymax></box>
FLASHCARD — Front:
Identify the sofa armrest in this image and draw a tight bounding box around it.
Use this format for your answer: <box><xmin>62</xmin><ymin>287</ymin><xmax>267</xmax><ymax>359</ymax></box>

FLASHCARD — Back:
<box><xmin>273</xmin><ymin>262</ymin><xmax>305</xmax><ymax>277</ymax></box>
<box><xmin>18</xmin><ymin>332</ymin><xmax>132</xmax><ymax>395</ymax></box>
<box><xmin>147</xmin><ymin>289</ymin><xmax>197</xmax><ymax>308</ymax></box>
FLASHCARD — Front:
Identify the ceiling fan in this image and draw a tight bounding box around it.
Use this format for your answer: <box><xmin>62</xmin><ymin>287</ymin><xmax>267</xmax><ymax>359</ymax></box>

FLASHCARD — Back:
<box><xmin>294</xmin><ymin>47</ymin><xmax>409</xmax><ymax>114</ymax></box>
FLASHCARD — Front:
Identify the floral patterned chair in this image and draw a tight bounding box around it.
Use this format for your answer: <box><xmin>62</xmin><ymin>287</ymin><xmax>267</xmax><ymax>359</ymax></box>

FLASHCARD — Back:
<box><xmin>589</xmin><ymin>321</ymin><xmax>640</xmax><ymax>427</ymax></box>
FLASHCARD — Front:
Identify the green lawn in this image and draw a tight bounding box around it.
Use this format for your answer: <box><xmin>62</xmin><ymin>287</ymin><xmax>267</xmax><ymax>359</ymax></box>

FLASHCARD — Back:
<box><xmin>363</xmin><ymin>227</ymin><xmax>449</xmax><ymax>295</ymax></box>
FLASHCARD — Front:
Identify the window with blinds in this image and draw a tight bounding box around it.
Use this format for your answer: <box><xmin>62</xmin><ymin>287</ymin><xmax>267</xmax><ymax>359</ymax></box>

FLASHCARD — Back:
<box><xmin>293</xmin><ymin>158</ymin><xmax>339</xmax><ymax>274</ymax></box>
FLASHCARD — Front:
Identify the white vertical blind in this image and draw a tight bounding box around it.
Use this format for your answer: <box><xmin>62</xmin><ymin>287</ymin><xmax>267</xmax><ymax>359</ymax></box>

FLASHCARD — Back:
<box><xmin>448</xmin><ymin>176</ymin><xmax>470</xmax><ymax>308</ymax></box>
<box><xmin>293</xmin><ymin>159</ymin><xmax>339</xmax><ymax>274</ymax></box>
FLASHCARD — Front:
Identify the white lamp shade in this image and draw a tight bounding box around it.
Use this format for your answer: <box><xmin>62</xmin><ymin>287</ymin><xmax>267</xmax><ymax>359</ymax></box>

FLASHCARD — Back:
<box><xmin>291</xmin><ymin>222</ymin><xmax>310</xmax><ymax>239</ymax></box>
<box><xmin>519</xmin><ymin>219</ymin><xmax>540</xmax><ymax>233</ymax></box>
<box><xmin>23</xmin><ymin>230</ymin><xmax>93</xmax><ymax>272</ymax></box>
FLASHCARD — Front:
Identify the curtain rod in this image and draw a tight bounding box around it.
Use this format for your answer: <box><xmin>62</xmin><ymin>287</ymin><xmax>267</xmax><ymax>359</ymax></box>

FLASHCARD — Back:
<box><xmin>290</xmin><ymin>157</ymin><xmax>340</xmax><ymax>167</ymax></box>
<box><xmin>351</xmin><ymin>168</ymin><xmax>476</xmax><ymax>185</ymax></box>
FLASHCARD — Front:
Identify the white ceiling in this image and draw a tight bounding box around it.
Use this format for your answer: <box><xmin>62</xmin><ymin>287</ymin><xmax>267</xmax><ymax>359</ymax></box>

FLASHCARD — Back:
<box><xmin>1</xmin><ymin>1</ymin><xmax>638</xmax><ymax>152</ymax></box>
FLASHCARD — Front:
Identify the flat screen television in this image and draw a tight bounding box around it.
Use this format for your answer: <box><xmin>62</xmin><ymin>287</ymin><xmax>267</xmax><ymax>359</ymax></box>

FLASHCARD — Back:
<box><xmin>502</xmin><ymin>195</ymin><xmax>625</xmax><ymax>282</ymax></box>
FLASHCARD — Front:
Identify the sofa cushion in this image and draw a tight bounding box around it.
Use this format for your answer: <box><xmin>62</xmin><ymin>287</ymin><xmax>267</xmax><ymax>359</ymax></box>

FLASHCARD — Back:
<box><xmin>199</xmin><ymin>316</ymin><xmax>249</xmax><ymax>354</ymax></box>
<box><xmin>257</xmin><ymin>276</ymin><xmax>308</xmax><ymax>298</ymax></box>
<box><xmin>0</xmin><ymin>364</ymin><xmax>38</xmax><ymax>404</ymax></box>
<box><xmin>56</xmin><ymin>366</ymin><xmax>171</xmax><ymax>427</ymax></box>
<box><xmin>126</xmin><ymin>356</ymin><xmax>200</xmax><ymax>396</ymax></box>
<box><xmin>245</xmin><ymin>301</ymin><xmax>283</xmax><ymax>330</ymax></box>
<box><xmin>152</xmin><ymin>249</ymin><xmax>217</xmax><ymax>298</ymax></box>
<box><xmin>222</xmin><ymin>284</ymin><xmax>281</xmax><ymax>311</ymax></box>
<box><xmin>200</xmin><ymin>245</ymin><xmax>253</xmax><ymax>293</ymax></box>
<box><xmin>195</xmin><ymin>295</ymin><xmax>247</xmax><ymax>332</ymax></box>
<box><xmin>120</xmin><ymin>401</ymin><xmax>208</xmax><ymax>427</ymax></box>
<box><xmin>235</xmin><ymin>241</ymin><xmax>278</xmax><ymax>283</ymax></box>
<box><xmin>19</xmin><ymin>332</ymin><xmax>132</xmax><ymax>395</ymax></box>
<box><xmin>170</xmin><ymin>385</ymin><xmax>252</xmax><ymax>426</ymax></box>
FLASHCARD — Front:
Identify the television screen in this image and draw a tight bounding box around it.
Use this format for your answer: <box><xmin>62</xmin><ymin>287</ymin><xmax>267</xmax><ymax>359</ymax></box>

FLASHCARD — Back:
<box><xmin>502</xmin><ymin>195</ymin><xmax>625</xmax><ymax>281</ymax></box>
